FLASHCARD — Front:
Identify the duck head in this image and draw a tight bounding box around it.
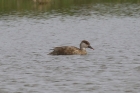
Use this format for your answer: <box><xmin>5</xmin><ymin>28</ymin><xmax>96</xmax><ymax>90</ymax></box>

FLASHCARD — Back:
<box><xmin>80</xmin><ymin>40</ymin><xmax>94</xmax><ymax>50</ymax></box>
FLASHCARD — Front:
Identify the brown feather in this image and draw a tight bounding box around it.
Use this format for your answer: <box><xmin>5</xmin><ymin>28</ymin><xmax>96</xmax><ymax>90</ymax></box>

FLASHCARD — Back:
<box><xmin>49</xmin><ymin>46</ymin><xmax>87</xmax><ymax>55</ymax></box>
<box><xmin>49</xmin><ymin>40</ymin><xmax>93</xmax><ymax>55</ymax></box>
<box><xmin>81</xmin><ymin>40</ymin><xmax>90</xmax><ymax>45</ymax></box>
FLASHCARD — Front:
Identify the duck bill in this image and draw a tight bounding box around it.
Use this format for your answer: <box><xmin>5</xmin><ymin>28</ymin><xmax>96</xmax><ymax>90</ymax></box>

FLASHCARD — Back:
<box><xmin>88</xmin><ymin>46</ymin><xmax>94</xmax><ymax>50</ymax></box>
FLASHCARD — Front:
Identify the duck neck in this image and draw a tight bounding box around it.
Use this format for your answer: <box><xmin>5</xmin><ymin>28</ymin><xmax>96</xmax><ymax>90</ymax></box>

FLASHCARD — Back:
<box><xmin>80</xmin><ymin>43</ymin><xmax>86</xmax><ymax>51</ymax></box>
<box><xmin>80</xmin><ymin>47</ymin><xmax>86</xmax><ymax>51</ymax></box>
<box><xmin>80</xmin><ymin>47</ymin><xmax>87</xmax><ymax>55</ymax></box>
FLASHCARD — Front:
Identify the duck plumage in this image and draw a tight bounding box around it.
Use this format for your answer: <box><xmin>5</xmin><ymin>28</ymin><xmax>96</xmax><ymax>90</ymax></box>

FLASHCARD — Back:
<box><xmin>49</xmin><ymin>40</ymin><xmax>94</xmax><ymax>55</ymax></box>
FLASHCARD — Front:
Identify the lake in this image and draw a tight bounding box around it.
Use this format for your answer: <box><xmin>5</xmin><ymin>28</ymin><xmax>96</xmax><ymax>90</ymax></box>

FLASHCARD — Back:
<box><xmin>0</xmin><ymin>0</ymin><xmax>140</xmax><ymax>93</ymax></box>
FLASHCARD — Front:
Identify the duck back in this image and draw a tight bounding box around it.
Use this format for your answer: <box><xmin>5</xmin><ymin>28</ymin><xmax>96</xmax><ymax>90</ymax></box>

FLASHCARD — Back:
<box><xmin>49</xmin><ymin>46</ymin><xmax>87</xmax><ymax>55</ymax></box>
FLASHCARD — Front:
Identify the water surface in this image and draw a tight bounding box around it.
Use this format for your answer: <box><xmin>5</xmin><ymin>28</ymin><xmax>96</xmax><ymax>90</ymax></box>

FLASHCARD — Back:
<box><xmin>0</xmin><ymin>0</ymin><xmax>140</xmax><ymax>93</ymax></box>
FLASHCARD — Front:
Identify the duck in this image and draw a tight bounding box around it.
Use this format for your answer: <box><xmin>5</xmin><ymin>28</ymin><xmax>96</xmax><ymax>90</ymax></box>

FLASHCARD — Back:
<box><xmin>49</xmin><ymin>40</ymin><xmax>94</xmax><ymax>55</ymax></box>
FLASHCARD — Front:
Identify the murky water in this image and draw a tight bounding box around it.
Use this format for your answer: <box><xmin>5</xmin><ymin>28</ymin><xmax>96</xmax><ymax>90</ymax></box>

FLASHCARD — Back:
<box><xmin>0</xmin><ymin>0</ymin><xmax>140</xmax><ymax>93</ymax></box>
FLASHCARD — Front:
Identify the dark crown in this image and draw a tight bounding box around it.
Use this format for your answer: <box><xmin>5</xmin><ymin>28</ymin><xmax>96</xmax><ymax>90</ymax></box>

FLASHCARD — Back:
<box><xmin>81</xmin><ymin>40</ymin><xmax>90</xmax><ymax>45</ymax></box>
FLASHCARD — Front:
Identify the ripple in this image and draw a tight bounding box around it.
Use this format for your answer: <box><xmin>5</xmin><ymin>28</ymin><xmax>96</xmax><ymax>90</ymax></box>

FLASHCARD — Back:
<box><xmin>0</xmin><ymin>2</ymin><xmax>140</xmax><ymax>93</ymax></box>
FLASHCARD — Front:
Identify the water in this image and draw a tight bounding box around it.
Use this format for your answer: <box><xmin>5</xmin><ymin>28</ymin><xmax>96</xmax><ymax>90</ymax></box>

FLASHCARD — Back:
<box><xmin>0</xmin><ymin>0</ymin><xmax>140</xmax><ymax>93</ymax></box>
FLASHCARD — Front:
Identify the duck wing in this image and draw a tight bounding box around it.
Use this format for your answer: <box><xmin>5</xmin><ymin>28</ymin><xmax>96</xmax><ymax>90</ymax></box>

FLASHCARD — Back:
<box><xmin>49</xmin><ymin>46</ymin><xmax>80</xmax><ymax>55</ymax></box>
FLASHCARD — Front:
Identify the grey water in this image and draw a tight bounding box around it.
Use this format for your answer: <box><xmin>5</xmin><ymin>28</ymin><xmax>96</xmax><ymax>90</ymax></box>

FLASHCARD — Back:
<box><xmin>0</xmin><ymin>1</ymin><xmax>140</xmax><ymax>93</ymax></box>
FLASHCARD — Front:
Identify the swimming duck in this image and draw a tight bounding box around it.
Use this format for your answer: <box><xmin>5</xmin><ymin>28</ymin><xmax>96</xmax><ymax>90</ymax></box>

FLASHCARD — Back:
<box><xmin>49</xmin><ymin>40</ymin><xmax>94</xmax><ymax>55</ymax></box>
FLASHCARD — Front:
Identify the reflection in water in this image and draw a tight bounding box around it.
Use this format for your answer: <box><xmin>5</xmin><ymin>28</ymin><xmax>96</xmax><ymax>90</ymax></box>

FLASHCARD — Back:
<box><xmin>33</xmin><ymin>0</ymin><xmax>52</xmax><ymax>4</ymax></box>
<box><xmin>33</xmin><ymin>2</ymin><xmax>52</xmax><ymax>11</ymax></box>
<box><xmin>0</xmin><ymin>0</ymin><xmax>140</xmax><ymax>17</ymax></box>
